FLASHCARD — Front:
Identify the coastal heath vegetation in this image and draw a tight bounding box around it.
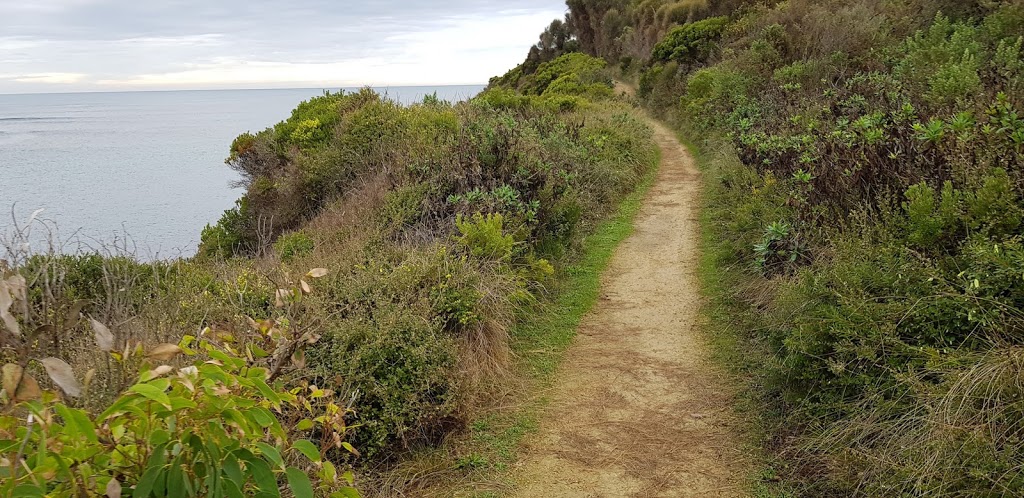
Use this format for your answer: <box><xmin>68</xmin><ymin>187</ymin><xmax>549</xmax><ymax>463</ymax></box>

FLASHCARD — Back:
<box><xmin>515</xmin><ymin>0</ymin><xmax>1024</xmax><ymax>495</ymax></box>
<box><xmin>1</xmin><ymin>49</ymin><xmax>658</xmax><ymax>495</ymax></box>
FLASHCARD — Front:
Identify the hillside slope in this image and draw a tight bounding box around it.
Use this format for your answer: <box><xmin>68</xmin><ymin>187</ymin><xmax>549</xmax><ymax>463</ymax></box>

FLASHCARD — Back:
<box><xmin>503</xmin><ymin>0</ymin><xmax>1024</xmax><ymax>495</ymax></box>
<box><xmin>0</xmin><ymin>54</ymin><xmax>661</xmax><ymax>496</ymax></box>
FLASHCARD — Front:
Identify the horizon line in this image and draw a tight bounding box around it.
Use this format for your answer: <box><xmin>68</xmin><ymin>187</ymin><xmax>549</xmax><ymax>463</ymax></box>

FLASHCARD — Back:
<box><xmin>0</xmin><ymin>82</ymin><xmax>488</xmax><ymax>97</ymax></box>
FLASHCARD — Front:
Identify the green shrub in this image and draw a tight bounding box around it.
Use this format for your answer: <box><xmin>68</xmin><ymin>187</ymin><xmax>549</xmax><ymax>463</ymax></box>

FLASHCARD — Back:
<box><xmin>473</xmin><ymin>88</ymin><xmax>532</xmax><ymax>111</ymax></box>
<box><xmin>752</xmin><ymin>221</ymin><xmax>807</xmax><ymax>274</ymax></box>
<box><xmin>965</xmin><ymin>168</ymin><xmax>1022</xmax><ymax>236</ymax></box>
<box><xmin>0</xmin><ymin>336</ymin><xmax>357</xmax><ymax>497</ymax></box>
<box><xmin>290</xmin><ymin>118</ymin><xmax>326</xmax><ymax>147</ymax></box>
<box><xmin>456</xmin><ymin>213</ymin><xmax>515</xmax><ymax>262</ymax></box>
<box><xmin>521</xmin><ymin>53</ymin><xmax>608</xmax><ymax>96</ymax></box>
<box><xmin>199</xmin><ymin>198</ymin><xmax>252</xmax><ymax>259</ymax></box>
<box><xmin>542</xmin><ymin>74</ymin><xmax>613</xmax><ymax>100</ymax></box>
<box><xmin>306</xmin><ymin>309</ymin><xmax>458</xmax><ymax>460</ymax></box>
<box><xmin>903</xmin><ymin>181</ymin><xmax>961</xmax><ymax>248</ymax></box>
<box><xmin>273</xmin><ymin>90</ymin><xmax>353</xmax><ymax>149</ymax></box>
<box><xmin>650</xmin><ymin>16</ymin><xmax>730</xmax><ymax>66</ymax></box>
<box><xmin>380</xmin><ymin>183</ymin><xmax>430</xmax><ymax>233</ymax></box>
<box><xmin>896</xmin><ymin>14</ymin><xmax>984</xmax><ymax>110</ymax></box>
<box><xmin>683</xmin><ymin>66</ymin><xmax>749</xmax><ymax>127</ymax></box>
<box><xmin>635</xmin><ymin>2</ymin><xmax>1024</xmax><ymax>494</ymax></box>
<box><xmin>274</xmin><ymin>230</ymin><xmax>315</xmax><ymax>262</ymax></box>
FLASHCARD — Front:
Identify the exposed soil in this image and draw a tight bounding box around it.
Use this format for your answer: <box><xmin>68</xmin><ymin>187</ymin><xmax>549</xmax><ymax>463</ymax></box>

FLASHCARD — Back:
<box><xmin>510</xmin><ymin>114</ymin><xmax>749</xmax><ymax>497</ymax></box>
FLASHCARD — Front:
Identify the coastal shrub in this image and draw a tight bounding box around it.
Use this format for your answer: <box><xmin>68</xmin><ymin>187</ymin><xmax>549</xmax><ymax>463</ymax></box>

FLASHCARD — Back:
<box><xmin>497</xmin><ymin>53</ymin><xmax>610</xmax><ymax>96</ymax></box>
<box><xmin>275</xmin><ymin>230</ymin><xmax>315</xmax><ymax>262</ymax></box>
<box><xmin>0</xmin><ymin>267</ymin><xmax>358</xmax><ymax>497</ymax></box>
<box><xmin>895</xmin><ymin>14</ymin><xmax>984</xmax><ymax>110</ymax></box>
<box><xmin>1</xmin><ymin>43</ymin><xmax>659</xmax><ymax>496</ymax></box>
<box><xmin>20</xmin><ymin>253</ymin><xmax>155</xmax><ymax>307</ymax></box>
<box><xmin>273</xmin><ymin>90</ymin><xmax>354</xmax><ymax>149</ymax></box>
<box><xmin>306</xmin><ymin>308</ymin><xmax>458</xmax><ymax>460</ymax></box>
<box><xmin>621</xmin><ymin>0</ymin><xmax>1024</xmax><ymax>493</ymax></box>
<box><xmin>379</xmin><ymin>183</ymin><xmax>430</xmax><ymax>233</ymax></box>
<box><xmin>456</xmin><ymin>213</ymin><xmax>515</xmax><ymax>261</ymax></box>
<box><xmin>0</xmin><ymin>351</ymin><xmax>356</xmax><ymax>497</ymax></box>
<box><xmin>473</xmin><ymin>88</ymin><xmax>533</xmax><ymax>111</ymax></box>
<box><xmin>542</xmin><ymin>74</ymin><xmax>614</xmax><ymax>100</ymax></box>
<box><xmin>199</xmin><ymin>198</ymin><xmax>253</xmax><ymax>259</ymax></box>
<box><xmin>650</xmin><ymin>16</ymin><xmax>729</xmax><ymax>66</ymax></box>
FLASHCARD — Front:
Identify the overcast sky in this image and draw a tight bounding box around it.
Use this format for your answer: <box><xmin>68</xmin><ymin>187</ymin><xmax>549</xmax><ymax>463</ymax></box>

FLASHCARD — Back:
<box><xmin>0</xmin><ymin>0</ymin><xmax>565</xmax><ymax>94</ymax></box>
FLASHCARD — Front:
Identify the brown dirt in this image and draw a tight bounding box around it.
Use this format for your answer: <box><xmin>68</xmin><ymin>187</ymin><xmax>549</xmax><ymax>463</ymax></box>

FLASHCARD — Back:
<box><xmin>614</xmin><ymin>81</ymin><xmax>637</xmax><ymax>98</ymax></box>
<box><xmin>509</xmin><ymin>116</ymin><xmax>750</xmax><ymax>497</ymax></box>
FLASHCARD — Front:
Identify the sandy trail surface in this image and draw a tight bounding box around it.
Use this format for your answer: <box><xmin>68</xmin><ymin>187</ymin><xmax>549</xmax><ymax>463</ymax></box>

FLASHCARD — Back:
<box><xmin>510</xmin><ymin>113</ymin><xmax>749</xmax><ymax>497</ymax></box>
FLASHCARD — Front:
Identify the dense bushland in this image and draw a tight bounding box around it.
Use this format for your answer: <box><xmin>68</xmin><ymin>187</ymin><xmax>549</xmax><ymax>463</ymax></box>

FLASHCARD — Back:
<box><xmin>1</xmin><ymin>53</ymin><xmax>657</xmax><ymax>495</ymax></box>
<box><xmin>541</xmin><ymin>0</ymin><xmax>1024</xmax><ymax>494</ymax></box>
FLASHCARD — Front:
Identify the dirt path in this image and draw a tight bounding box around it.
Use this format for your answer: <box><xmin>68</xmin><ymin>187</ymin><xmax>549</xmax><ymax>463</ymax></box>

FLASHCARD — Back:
<box><xmin>510</xmin><ymin>116</ymin><xmax>748</xmax><ymax>497</ymax></box>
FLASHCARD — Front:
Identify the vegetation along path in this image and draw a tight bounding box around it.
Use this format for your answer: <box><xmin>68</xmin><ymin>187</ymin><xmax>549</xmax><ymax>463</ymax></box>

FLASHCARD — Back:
<box><xmin>511</xmin><ymin>114</ymin><xmax>748</xmax><ymax>497</ymax></box>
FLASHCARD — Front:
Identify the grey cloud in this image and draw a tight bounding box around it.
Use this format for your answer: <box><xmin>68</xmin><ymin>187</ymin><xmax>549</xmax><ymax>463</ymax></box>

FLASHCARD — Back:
<box><xmin>0</xmin><ymin>0</ymin><xmax>565</xmax><ymax>92</ymax></box>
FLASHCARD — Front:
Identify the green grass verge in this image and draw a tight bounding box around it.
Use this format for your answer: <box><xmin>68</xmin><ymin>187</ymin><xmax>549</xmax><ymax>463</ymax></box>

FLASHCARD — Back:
<box><xmin>674</xmin><ymin>126</ymin><xmax>796</xmax><ymax>498</ymax></box>
<box><xmin>451</xmin><ymin>156</ymin><xmax>660</xmax><ymax>496</ymax></box>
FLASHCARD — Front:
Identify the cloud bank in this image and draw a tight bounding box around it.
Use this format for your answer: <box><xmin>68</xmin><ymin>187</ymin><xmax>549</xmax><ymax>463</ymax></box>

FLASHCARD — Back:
<box><xmin>0</xmin><ymin>0</ymin><xmax>564</xmax><ymax>93</ymax></box>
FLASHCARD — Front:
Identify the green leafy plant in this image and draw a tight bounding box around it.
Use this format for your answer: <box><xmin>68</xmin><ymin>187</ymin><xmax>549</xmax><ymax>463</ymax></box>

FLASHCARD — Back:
<box><xmin>455</xmin><ymin>213</ymin><xmax>515</xmax><ymax>262</ymax></box>
<box><xmin>0</xmin><ymin>267</ymin><xmax>360</xmax><ymax>498</ymax></box>
<box><xmin>650</xmin><ymin>16</ymin><xmax>730</xmax><ymax>66</ymax></box>
<box><xmin>275</xmin><ymin>231</ymin><xmax>315</xmax><ymax>262</ymax></box>
<box><xmin>753</xmin><ymin>221</ymin><xmax>807</xmax><ymax>276</ymax></box>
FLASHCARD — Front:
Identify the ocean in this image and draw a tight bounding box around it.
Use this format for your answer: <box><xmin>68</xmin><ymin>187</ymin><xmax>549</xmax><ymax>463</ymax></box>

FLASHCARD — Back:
<box><xmin>0</xmin><ymin>85</ymin><xmax>484</xmax><ymax>259</ymax></box>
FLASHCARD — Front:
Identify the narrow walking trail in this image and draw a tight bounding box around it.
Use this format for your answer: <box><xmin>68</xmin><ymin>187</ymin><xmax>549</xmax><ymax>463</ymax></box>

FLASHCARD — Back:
<box><xmin>510</xmin><ymin>115</ymin><xmax>748</xmax><ymax>497</ymax></box>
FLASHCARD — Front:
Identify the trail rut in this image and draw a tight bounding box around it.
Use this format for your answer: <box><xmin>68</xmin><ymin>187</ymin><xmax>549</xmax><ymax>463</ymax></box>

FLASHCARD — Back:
<box><xmin>510</xmin><ymin>115</ymin><xmax>748</xmax><ymax>497</ymax></box>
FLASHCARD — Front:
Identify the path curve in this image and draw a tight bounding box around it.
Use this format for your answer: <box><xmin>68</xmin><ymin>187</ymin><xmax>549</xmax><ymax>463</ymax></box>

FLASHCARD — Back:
<box><xmin>510</xmin><ymin>115</ymin><xmax>748</xmax><ymax>497</ymax></box>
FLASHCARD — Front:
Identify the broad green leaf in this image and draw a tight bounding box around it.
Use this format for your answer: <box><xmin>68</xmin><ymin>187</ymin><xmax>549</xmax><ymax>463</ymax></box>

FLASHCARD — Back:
<box><xmin>0</xmin><ymin>439</ymin><xmax>19</xmax><ymax>453</ymax></box>
<box><xmin>222</xmin><ymin>478</ymin><xmax>245</xmax><ymax>498</ymax></box>
<box><xmin>129</xmin><ymin>383</ymin><xmax>171</xmax><ymax>408</ymax></box>
<box><xmin>331</xmin><ymin>488</ymin><xmax>361</xmax><ymax>498</ymax></box>
<box><xmin>291</xmin><ymin>440</ymin><xmax>321</xmax><ymax>463</ymax></box>
<box><xmin>167</xmin><ymin>461</ymin><xmax>186</xmax><ymax>498</ymax></box>
<box><xmin>285</xmin><ymin>467</ymin><xmax>314</xmax><ymax>498</ymax></box>
<box><xmin>222</xmin><ymin>453</ymin><xmax>244</xmax><ymax>488</ymax></box>
<box><xmin>100</xmin><ymin>395</ymin><xmax>140</xmax><ymax>419</ymax></box>
<box><xmin>341</xmin><ymin>442</ymin><xmax>359</xmax><ymax>456</ymax></box>
<box><xmin>249</xmin><ymin>407</ymin><xmax>276</xmax><ymax>428</ymax></box>
<box><xmin>168</xmin><ymin>397</ymin><xmax>198</xmax><ymax>411</ymax></box>
<box><xmin>54</xmin><ymin>404</ymin><xmax>98</xmax><ymax>443</ymax></box>
<box><xmin>321</xmin><ymin>460</ymin><xmax>337</xmax><ymax>484</ymax></box>
<box><xmin>241</xmin><ymin>456</ymin><xmax>279</xmax><ymax>498</ymax></box>
<box><xmin>11</xmin><ymin>483</ymin><xmax>45</xmax><ymax>497</ymax></box>
<box><xmin>149</xmin><ymin>429</ymin><xmax>171</xmax><ymax>447</ymax></box>
<box><xmin>132</xmin><ymin>445</ymin><xmax>168</xmax><ymax>497</ymax></box>
<box><xmin>296</xmin><ymin>419</ymin><xmax>314</xmax><ymax>431</ymax></box>
<box><xmin>133</xmin><ymin>463</ymin><xmax>162</xmax><ymax>497</ymax></box>
<box><xmin>252</xmin><ymin>378</ymin><xmax>281</xmax><ymax>406</ymax></box>
<box><xmin>255</xmin><ymin>443</ymin><xmax>284</xmax><ymax>470</ymax></box>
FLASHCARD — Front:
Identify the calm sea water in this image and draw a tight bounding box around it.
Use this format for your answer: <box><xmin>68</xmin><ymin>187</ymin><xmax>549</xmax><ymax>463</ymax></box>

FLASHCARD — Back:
<box><xmin>0</xmin><ymin>85</ymin><xmax>483</xmax><ymax>258</ymax></box>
